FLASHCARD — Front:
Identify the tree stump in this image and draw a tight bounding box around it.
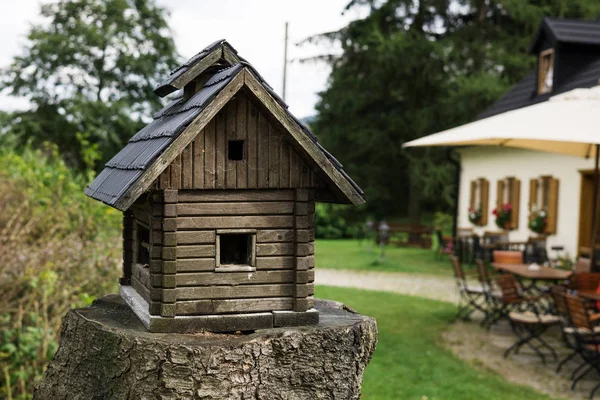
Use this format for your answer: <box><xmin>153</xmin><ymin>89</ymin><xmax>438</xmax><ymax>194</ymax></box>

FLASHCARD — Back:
<box><xmin>34</xmin><ymin>295</ymin><xmax>377</xmax><ymax>400</ymax></box>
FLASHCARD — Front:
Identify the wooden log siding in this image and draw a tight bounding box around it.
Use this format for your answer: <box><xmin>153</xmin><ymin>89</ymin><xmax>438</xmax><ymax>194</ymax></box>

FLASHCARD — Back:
<box><xmin>154</xmin><ymin>93</ymin><xmax>325</xmax><ymax>191</ymax></box>
<box><xmin>139</xmin><ymin>189</ymin><xmax>301</xmax><ymax>315</ymax></box>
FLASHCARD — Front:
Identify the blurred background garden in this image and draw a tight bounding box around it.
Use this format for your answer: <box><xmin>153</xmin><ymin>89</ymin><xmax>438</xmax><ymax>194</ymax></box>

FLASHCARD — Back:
<box><xmin>3</xmin><ymin>0</ymin><xmax>600</xmax><ymax>398</ymax></box>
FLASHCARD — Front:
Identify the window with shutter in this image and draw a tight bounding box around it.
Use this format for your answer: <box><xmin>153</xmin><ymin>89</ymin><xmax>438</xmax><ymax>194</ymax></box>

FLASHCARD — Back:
<box><xmin>529</xmin><ymin>175</ymin><xmax>559</xmax><ymax>234</ymax></box>
<box><xmin>468</xmin><ymin>178</ymin><xmax>489</xmax><ymax>226</ymax></box>
<box><xmin>495</xmin><ymin>177</ymin><xmax>520</xmax><ymax>230</ymax></box>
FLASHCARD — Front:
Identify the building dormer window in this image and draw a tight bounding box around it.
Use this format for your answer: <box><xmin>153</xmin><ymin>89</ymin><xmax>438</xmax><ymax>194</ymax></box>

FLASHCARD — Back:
<box><xmin>538</xmin><ymin>49</ymin><xmax>554</xmax><ymax>94</ymax></box>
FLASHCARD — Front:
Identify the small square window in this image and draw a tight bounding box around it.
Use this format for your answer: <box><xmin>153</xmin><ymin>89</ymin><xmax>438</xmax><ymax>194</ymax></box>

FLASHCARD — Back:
<box><xmin>137</xmin><ymin>224</ymin><xmax>150</xmax><ymax>266</ymax></box>
<box><xmin>216</xmin><ymin>230</ymin><xmax>256</xmax><ymax>272</ymax></box>
<box><xmin>228</xmin><ymin>140</ymin><xmax>244</xmax><ymax>160</ymax></box>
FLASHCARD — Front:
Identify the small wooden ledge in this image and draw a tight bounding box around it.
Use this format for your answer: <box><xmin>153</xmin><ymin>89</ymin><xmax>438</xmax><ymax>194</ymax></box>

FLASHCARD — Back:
<box><xmin>120</xmin><ymin>285</ymin><xmax>318</xmax><ymax>333</ymax></box>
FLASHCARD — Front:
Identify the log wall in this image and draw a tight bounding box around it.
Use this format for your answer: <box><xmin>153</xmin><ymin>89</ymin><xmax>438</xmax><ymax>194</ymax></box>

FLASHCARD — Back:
<box><xmin>154</xmin><ymin>93</ymin><xmax>326</xmax><ymax>191</ymax></box>
<box><xmin>142</xmin><ymin>189</ymin><xmax>315</xmax><ymax>317</ymax></box>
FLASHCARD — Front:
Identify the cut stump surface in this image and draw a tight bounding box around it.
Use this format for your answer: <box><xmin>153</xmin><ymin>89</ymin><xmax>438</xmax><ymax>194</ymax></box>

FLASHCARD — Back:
<box><xmin>34</xmin><ymin>295</ymin><xmax>377</xmax><ymax>400</ymax></box>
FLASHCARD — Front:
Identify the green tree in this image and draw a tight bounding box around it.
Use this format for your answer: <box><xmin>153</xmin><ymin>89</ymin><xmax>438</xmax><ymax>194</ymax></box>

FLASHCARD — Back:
<box><xmin>306</xmin><ymin>0</ymin><xmax>600</xmax><ymax>220</ymax></box>
<box><xmin>0</xmin><ymin>0</ymin><xmax>179</xmax><ymax>169</ymax></box>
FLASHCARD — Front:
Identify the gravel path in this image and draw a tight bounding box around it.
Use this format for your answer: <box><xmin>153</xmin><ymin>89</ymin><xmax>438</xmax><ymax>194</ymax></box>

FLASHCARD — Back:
<box><xmin>315</xmin><ymin>269</ymin><xmax>457</xmax><ymax>303</ymax></box>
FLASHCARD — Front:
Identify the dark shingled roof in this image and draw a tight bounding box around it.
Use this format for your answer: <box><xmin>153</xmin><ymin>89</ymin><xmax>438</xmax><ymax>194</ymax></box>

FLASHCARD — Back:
<box><xmin>479</xmin><ymin>18</ymin><xmax>600</xmax><ymax>120</ymax></box>
<box><xmin>531</xmin><ymin>18</ymin><xmax>600</xmax><ymax>53</ymax></box>
<box><xmin>85</xmin><ymin>64</ymin><xmax>244</xmax><ymax>206</ymax></box>
<box><xmin>85</xmin><ymin>40</ymin><xmax>364</xmax><ymax>209</ymax></box>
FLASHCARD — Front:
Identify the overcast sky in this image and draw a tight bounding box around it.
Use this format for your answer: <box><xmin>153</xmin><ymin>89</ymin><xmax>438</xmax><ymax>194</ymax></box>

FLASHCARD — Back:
<box><xmin>0</xmin><ymin>0</ymin><xmax>366</xmax><ymax>118</ymax></box>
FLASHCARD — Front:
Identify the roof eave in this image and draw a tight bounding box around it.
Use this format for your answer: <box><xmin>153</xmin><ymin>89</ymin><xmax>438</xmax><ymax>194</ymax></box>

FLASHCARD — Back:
<box><xmin>528</xmin><ymin>17</ymin><xmax>557</xmax><ymax>54</ymax></box>
<box><xmin>153</xmin><ymin>42</ymin><xmax>241</xmax><ymax>98</ymax></box>
<box><xmin>103</xmin><ymin>67</ymin><xmax>364</xmax><ymax>211</ymax></box>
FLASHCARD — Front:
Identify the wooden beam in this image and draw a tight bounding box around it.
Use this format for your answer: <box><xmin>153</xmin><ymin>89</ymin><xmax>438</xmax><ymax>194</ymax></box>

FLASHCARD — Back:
<box><xmin>177</xmin><ymin>190</ymin><xmax>294</xmax><ymax>203</ymax></box>
<box><xmin>177</xmin><ymin>202</ymin><xmax>293</xmax><ymax>216</ymax></box>
<box><xmin>177</xmin><ymin>284</ymin><xmax>295</xmax><ymax>300</ymax></box>
<box><xmin>178</xmin><ymin>216</ymin><xmax>294</xmax><ymax>230</ymax></box>
<box><xmin>176</xmin><ymin>270</ymin><xmax>295</xmax><ymax>286</ymax></box>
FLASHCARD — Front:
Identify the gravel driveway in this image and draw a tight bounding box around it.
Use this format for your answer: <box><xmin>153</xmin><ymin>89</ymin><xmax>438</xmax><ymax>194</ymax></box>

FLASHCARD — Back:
<box><xmin>315</xmin><ymin>269</ymin><xmax>457</xmax><ymax>304</ymax></box>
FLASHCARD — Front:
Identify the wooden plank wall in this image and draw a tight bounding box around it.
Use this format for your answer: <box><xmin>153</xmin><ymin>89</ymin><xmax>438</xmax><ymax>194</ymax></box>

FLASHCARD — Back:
<box><xmin>145</xmin><ymin>189</ymin><xmax>319</xmax><ymax>316</ymax></box>
<box><xmin>154</xmin><ymin>93</ymin><xmax>325</xmax><ymax>191</ymax></box>
<box><xmin>294</xmin><ymin>189</ymin><xmax>316</xmax><ymax>311</ymax></box>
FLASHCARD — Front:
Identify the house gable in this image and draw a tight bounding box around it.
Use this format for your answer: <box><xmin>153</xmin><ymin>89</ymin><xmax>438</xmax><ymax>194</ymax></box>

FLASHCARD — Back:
<box><xmin>153</xmin><ymin>91</ymin><xmax>328</xmax><ymax>192</ymax></box>
<box><xmin>85</xmin><ymin>40</ymin><xmax>364</xmax><ymax>210</ymax></box>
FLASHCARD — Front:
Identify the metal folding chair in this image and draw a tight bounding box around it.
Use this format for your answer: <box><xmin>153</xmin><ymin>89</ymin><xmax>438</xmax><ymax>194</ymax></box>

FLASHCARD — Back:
<box><xmin>550</xmin><ymin>285</ymin><xmax>581</xmax><ymax>373</ymax></box>
<box><xmin>564</xmin><ymin>293</ymin><xmax>600</xmax><ymax>399</ymax></box>
<box><xmin>494</xmin><ymin>274</ymin><xmax>559</xmax><ymax>364</ymax></box>
<box><xmin>475</xmin><ymin>259</ymin><xmax>502</xmax><ymax>328</ymax></box>
<box><xmin>450</xmin><ymin>255</ymin><xmax>486</xmax><ymax>320</ymax></box>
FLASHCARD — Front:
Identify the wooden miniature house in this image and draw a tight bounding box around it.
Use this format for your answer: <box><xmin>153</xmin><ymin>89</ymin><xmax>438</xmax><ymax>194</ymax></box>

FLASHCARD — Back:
<box><xmin>85</xmin><ymin>39</ymin><xmax>365</xmax><ymax>333</ymax></box>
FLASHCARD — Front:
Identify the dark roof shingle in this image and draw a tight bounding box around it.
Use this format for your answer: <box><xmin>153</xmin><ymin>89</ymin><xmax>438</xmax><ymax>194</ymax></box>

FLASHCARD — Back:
<box><xmin>85</xmin><ymin>64</ymin><xmax>243</xmax><ymax>206</ymax></box>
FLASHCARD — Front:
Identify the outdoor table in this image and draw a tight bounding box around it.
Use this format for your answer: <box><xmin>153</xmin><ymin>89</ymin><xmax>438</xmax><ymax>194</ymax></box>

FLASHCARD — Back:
<box><xmin>492</xmin><ymin>263</ymin><xmax>572</xmax><ymax>294</ymax></box>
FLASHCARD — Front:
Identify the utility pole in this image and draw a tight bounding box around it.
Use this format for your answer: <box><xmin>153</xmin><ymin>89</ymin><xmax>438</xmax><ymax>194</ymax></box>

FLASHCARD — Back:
<box><xmin>282</xmin><ymin>21</ymin><xmax>289</xmax><ymax>102</ymax></box>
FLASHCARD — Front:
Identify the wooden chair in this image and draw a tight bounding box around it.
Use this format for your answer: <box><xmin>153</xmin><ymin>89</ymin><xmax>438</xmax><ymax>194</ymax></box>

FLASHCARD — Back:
<box><xmin>574</xmin><ymin>257</ymin><xmax>592</xmax><ymax>274</ymax></box>
<box><xmin>449</xmin><ymin>256</ymin><xmax>486</xmax><ymax>320</ymax></box>
<box><xmin>488</xmin><ymin>274</ymin><xmax>546</xmax><ymax>328</ymax></box>
<box><xmin>493</xmin><ymin>250</ymin><xmax>524</xmax><ymax>265</ymax></box>
<box><xmin>569</xmin><ymin>272</ymin><xmax>600</xmax><ymax>293</ymax></box>
<box><xmin>475</xmin><ymin>259</ymin><xmax>501</xmax><ymax>328</ymax></box>
<box><xmin>497</xmin><ymin>275</ymin><xmax>559</xmax><ymax>364</ymax></box>
<box><xmin>564</xmin><ymin>293</ymin><xmax>600</xmax><ymax>398</ymax></box>
<box><xmin>551</xmin><ymin>285</ymin><xmax>581</xmax><ymax>373</ymax></box>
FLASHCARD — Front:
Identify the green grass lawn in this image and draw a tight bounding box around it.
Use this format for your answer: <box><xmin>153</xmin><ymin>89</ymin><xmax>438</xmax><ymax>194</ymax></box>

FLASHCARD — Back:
<box><xmin>315</xmin><ymin>239</ymin><xmax>451</xmax><ymax>275</ymax></box>
<box><xmin>317</xmin><ymin>285</ymin><xmax>561</xmax><ymax>400</ymax></box>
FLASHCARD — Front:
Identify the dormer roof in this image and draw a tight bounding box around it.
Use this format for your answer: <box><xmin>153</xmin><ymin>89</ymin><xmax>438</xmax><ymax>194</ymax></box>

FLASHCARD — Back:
<box><xmin>479</xmin><ymin>18</ymin><xmax>600</xmax><ymax>120</ymax></box>
<box><xmin>85</xmin><ymin>40</ymin><xmax>365</xmax><ymax>211</ymax></box>
<box><xmin>530</xmin><ymin>17</ymin><xmax>600</xmax><ymax>54</ymax></box>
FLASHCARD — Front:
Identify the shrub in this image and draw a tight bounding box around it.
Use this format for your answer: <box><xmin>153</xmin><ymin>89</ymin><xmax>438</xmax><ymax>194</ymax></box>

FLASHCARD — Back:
<box><xmin>314</xmin><ymin>203</ymin><xmax>363</xmax><ymax>239</ymax></box>
<box><xmin>433</xmin><ymin>212</ymin><xmax>453</xmax><ymax>235</ymax></box>
<box><xmin>0</xmin><ymin>146</ymin><xmax>121</xmax><ymax>399</ymax></box>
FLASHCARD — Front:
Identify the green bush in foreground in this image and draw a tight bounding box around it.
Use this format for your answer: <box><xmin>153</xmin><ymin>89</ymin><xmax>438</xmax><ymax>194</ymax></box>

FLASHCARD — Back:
<box><xmin>0</xmin><ymin>146</ymin><xmax>121</xmax><ymax>399</ymax></box>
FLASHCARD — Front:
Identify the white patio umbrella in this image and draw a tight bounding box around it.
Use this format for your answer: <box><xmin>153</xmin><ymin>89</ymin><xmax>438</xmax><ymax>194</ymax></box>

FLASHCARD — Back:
<box><xmin>403</xmin><ymin>86</ymin><xmax>600</xmax><ymax>266</ymax></box>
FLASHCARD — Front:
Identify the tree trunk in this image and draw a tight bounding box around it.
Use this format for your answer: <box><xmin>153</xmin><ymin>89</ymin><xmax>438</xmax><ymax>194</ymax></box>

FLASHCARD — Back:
<box><xmin>34</xmin><ymin>295</ymin><xmax>377</xmax><ymax>400</ymax></box>
<box><xmin>408</xmin><ymin>173</ymin><xmax>422</xmax><ymax>244</ymax></box>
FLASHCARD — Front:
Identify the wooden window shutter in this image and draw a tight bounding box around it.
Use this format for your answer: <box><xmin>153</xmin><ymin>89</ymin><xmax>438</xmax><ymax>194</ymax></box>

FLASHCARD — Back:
<box><xmin>529</xmin><ymin>179</ymin><xmax>539</xmax><ymax>223</ymax></box>
<box><xmin>479</xmin><ymin>178</ymin><xmax>489</xmax><ymax>225</ymax></box>
<box><xmin>509</xmin><ymin>178</ymin><xmax>520</xmax><ymax>229</ymax></box>
<box><xmin>546</xmin><ymin>178</ymin><xmax>559</xmax><ymax>234</ymax></box>
<box><xmin>496</xmin><ymin>180</ymin><xmax>505</xmax><ymax>211</ymax></box>
<box><xmin>470</xmin><ymin>180</ymin><xmax>476</xmax><ymax>209</ymax></box>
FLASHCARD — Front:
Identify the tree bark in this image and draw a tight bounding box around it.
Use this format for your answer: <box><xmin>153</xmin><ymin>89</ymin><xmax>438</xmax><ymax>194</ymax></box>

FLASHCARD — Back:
<box><xmin>34</xmin><ymin>295</ymin><xmax>377</xmax><ymax>400</ymax></box>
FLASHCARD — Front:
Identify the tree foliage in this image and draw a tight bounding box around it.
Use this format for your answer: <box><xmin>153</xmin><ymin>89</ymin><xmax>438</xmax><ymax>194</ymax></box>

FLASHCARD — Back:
<box><xmin>307</xmin><ymin>0</ymin><xmax>600</xmax><ymax>218</ymax></box>
<box><xmin>0</xmin><ymin>0</ymin><xmax>179</xmax><ymax>169</ymax></box>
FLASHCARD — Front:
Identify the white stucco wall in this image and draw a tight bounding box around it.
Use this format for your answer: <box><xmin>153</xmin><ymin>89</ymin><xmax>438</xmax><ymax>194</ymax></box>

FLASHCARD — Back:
<box><xmin>457</xmin><ymin>146</ymin><xmax>595</xmax><ymax>258</ymax></box>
